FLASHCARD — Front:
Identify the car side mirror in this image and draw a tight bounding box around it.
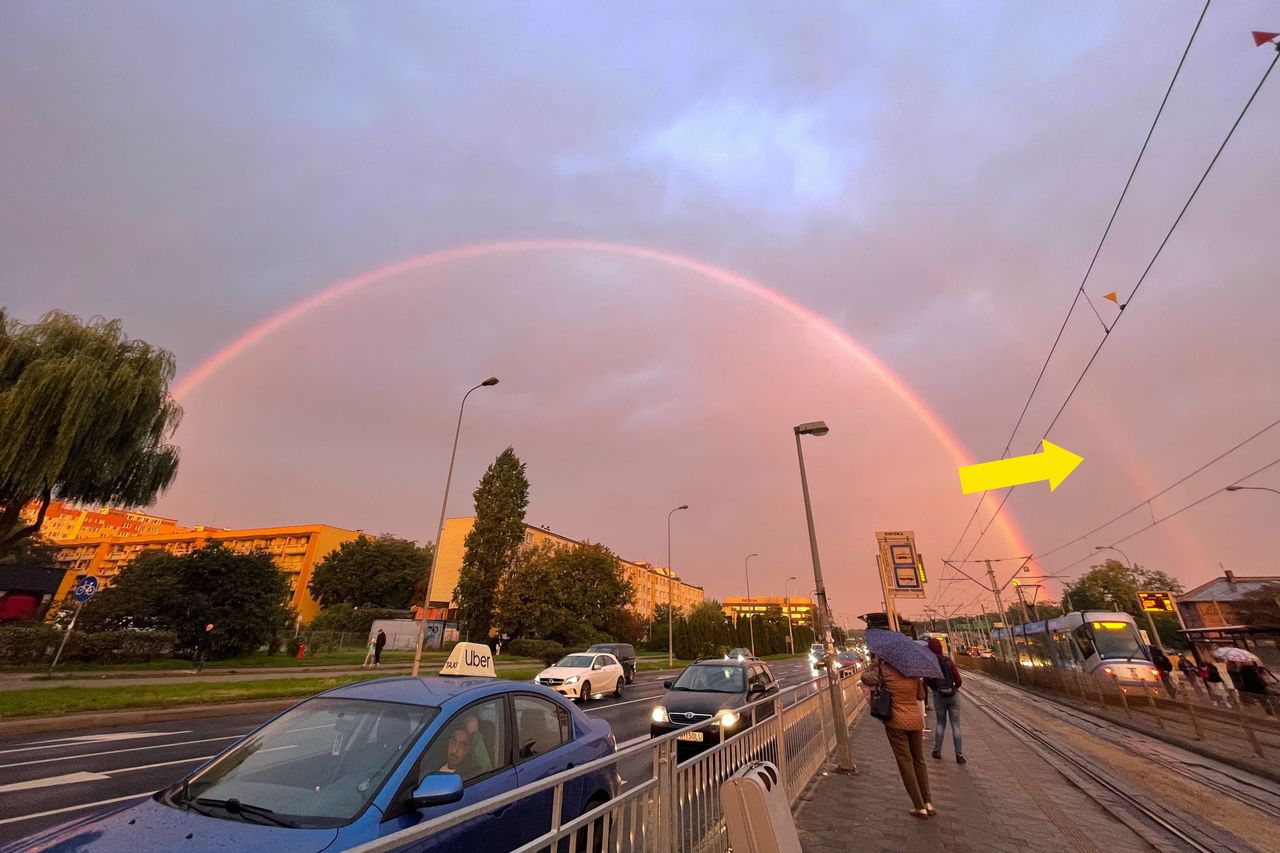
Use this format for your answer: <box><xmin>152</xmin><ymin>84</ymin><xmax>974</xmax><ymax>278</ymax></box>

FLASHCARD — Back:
<box><xmin>663</xmin><ymin>680</ymin><xmax>673</xmax><ymax>689</ymax></box>
<box><xmin>592</xmin><ymin>663</ymin><xmax>603</xmax><ymax>671</ymax></box>
<box><xmin>410</xmin><ymin>772</ymin><xmax>464</xmax><ymax>808</ymax></box>
<box><xmin>748</xmin><ymin>683</ymin><xmax>767</xmax><ymax>695</ymax></box>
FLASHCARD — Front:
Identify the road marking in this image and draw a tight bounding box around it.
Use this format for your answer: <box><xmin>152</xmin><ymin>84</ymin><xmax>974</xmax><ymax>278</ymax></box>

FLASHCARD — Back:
<box><xmin>0</xmin><ymin>730</ymin><xmax>193</xmax><ymax>756</ymax></box>
<box><xmin>0</xmin><ymin>771</ymin><xmax>109</xmax><ymax>794</ymax></box>
<box><xmin>0</xmin><ymin>792</ymin><xmax>151</xmax><ymax>826</ymax></box>
<box><xmin>104</xmin><ymin>755</ymin><xmax>214</xmax><ymax>775</ymax></box>
<box><xmin>583</xmin><ymin>692</ymin><xmax>667</xmax><ymax>713</ymax></box>
<box><xmin>617</xmin><ymin>735</ymin><xmax>649</xmax><ymax>749</ymax></box>
<box><xmin>0</xmin><ymin>735</ymin><xmax>245</xmax><ymax>770</ymax></box>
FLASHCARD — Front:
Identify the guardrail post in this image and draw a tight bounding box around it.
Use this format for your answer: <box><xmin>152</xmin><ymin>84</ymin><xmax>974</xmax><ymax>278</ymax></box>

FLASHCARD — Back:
<box><xmin>1109</xmin><ymin>674</ymin><xmax>1132</xmax><ymax>719</ymax></box>
<box><xmin>1233</xmin><ymin>701</ymin><xmax>1266</xmax><ymax>758</ymax></box>
<box><xmin>1180</xmin><ymin>694</ymin><xmax>1204</xmax><ymax>740</ymax></box>
<box><xmin>773</xmin><ymin>695</ymin><xmax>790</xmax><ymax>797</ymax></box>
<box><xmin>1142</xmin><ymin>684</ymin><xmax>1166</xmax><ymax>731</ymax></box>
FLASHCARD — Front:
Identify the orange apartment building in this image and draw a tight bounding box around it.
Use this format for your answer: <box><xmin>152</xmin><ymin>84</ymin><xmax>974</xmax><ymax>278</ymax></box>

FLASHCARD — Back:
<box><xmin>20</xmin><ymin>499</ymin><xmax>196</xmax><ymax>541</ymax></box>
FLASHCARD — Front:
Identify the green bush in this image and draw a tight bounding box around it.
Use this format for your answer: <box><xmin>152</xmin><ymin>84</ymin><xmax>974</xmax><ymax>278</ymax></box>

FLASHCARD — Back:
<box><xmin>541</xmin><ymin>645</ymin><xmax>569</xmax><ymax>667</ymax></box>
<box><xmin>306</xmin><ymin>604</ymin><xmax>406</xmax><ymax>635</ymax></box>
<box><xmin>506</xmin><ymin>639</ymin><xmax>560</xmax><ymax>660</ymax></box>
<box><xmin>0</xmin><ymin>625</ymin><xmax>176</xmax><ymax>665</ymax></box>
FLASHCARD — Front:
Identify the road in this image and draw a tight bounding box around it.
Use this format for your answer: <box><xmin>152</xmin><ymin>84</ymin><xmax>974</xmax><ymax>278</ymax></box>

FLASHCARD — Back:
<box><xmin>0</xmin><ymin>658</ymin><xmax>818</xmax><ymax>846</ymax></box>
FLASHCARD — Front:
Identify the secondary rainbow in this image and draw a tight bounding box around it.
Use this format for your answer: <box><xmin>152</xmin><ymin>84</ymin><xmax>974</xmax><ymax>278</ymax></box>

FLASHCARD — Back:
<box><xmin>170</xmin><ymin>238</ymin><xmax>1035</xmax><ymax>561</ymax></box>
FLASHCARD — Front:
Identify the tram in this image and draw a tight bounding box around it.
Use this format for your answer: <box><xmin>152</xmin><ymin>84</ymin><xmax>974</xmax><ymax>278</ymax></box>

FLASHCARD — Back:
<box><xmin>990</xmin><ymin>611</ymin><xmax>1160</xmax><ymax>688</ymax></box>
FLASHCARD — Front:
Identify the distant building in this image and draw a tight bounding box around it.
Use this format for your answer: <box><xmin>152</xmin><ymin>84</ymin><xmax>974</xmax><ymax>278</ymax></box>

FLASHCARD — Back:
<box><xmin>50</xmin><ymin>524</ymin><xmax>364</xmax><ymax>623</ymax></box>
<box><xmin>20</xmin><ymin>499</ymin><xmax>198</xmax><ymax>542</ymax></box>
<box><xmin>422</xmin><ymin>517</ymin><xmax>704</xmax><ymax>619</ymax></box>
<box><xmin>1177</xmin><ymin>570</ymin><xmax>1280</xmax><ymax>667</ymax></box>
<box><xmin>722</xmin><ymin>596</ymin><xmax>815</xmax><ymax>626</ymax></box>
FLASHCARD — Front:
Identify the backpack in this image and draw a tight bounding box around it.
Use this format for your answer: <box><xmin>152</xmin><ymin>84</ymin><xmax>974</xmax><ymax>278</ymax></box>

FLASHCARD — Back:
<box><xmin>929</xmin><ymin>657</ymin><xmax>957</xmax><ymax>697</ymax></box>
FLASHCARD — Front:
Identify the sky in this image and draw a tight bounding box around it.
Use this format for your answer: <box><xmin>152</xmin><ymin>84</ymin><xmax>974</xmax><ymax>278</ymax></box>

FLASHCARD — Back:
<box><xmin>3</xmin><ymin>1</ymin><xmax>1279</xmax><ymax>624</ymax></box>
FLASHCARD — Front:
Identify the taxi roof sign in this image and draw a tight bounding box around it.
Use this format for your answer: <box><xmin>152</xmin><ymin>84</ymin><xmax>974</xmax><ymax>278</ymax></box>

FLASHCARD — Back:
<box><xmin>439</xmin><ymin>642</ymin><xmax>497</xmax><ymax>678</ymax></box>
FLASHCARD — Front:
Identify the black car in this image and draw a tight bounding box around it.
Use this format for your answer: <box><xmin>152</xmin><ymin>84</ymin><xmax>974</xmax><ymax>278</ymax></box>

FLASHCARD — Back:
<box><xmin>587</xmin><ymin>642</ymin><xmax>637</xmax><ymax>683</ymax></box>
<box><xmin>649</xmin><ymin>659</ymin><xmax>780</xmax><ymax>757</ymax></box>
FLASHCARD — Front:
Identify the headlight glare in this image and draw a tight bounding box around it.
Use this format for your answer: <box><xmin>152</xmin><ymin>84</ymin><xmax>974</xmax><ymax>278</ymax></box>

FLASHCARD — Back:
<box><xmin>651</xmin><ymin>706</ymin><xmax>668</xmax><ymax>723</ymax></box>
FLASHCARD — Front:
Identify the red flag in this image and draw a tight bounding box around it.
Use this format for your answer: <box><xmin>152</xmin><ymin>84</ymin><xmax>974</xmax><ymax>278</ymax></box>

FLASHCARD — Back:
<box><xmin>1253</xmin><ymin>31</ymin><xmax>1280</xmax><ymax>47</ymax></box>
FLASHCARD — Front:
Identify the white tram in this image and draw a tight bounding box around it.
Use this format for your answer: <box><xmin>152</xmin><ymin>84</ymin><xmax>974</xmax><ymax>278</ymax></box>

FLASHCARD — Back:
<box><xmin>990</xmin><ymin>611</ymin><xmax>1160</xmax><ymax>688</ymax></box>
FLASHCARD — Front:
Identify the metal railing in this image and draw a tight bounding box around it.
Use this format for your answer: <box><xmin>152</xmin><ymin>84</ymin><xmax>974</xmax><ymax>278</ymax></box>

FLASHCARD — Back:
<box><xmin>350</xmin><ymin>672</ymin><xmax>865</xmax><ymax>853</ymax></box>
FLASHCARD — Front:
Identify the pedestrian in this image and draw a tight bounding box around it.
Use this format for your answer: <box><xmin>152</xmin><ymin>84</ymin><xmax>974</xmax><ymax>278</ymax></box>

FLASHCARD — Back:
<box><xmin>926</xmin><ymin>638</ymin><xmax>965</xmax><ymax>764</ymax></box>
<box><xmin>1202</xmin><ymin>662</ymin><xmax>1228</xmax><ymax>706</ymax></box>
<box><xmin>1237</xmin><ymin>663</ymin><xmax>1275</xmax><ymax>716</ymax></box>
<box><xmin>362</xmin><ymin>634</ymin><xmax>376</xmax><ymax>668</ymax></box>
<box><xmin>861</xmin><ymin>652</ymin><xmax>934</xmax><ymax>819</ymax></box>
<box><xmin>1178</xmin><ymin>654</ymin><xmax>1204</xmax><ymax>697</ymax></box>
<box><xmin>374</xmin><ymin>629</ymin><xmax>387</xmax><ymax>667</ymax></box>
<box><xmin>1151</xmin><ymin>648</ymin><xmax>1177</xmax><ymax>698</ymax></box>
<box><xmin>193</xmin><ymin>623</ymin><xmax>214</xmax><ymax>672</ymax></box>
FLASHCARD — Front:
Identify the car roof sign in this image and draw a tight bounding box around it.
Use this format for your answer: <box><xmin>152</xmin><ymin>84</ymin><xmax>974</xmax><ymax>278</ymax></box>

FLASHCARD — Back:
<box><xmin>439</xmin><ymin>642</ymin><xmax>497</xmax><ymax>678</ymax></box>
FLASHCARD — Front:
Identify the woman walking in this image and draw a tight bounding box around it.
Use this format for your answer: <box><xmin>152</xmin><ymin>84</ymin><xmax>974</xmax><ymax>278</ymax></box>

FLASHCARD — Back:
<box><xmin>862</xmin><ymin>651</ymin><xmax>934</xmax><ymax>819</ymax></box>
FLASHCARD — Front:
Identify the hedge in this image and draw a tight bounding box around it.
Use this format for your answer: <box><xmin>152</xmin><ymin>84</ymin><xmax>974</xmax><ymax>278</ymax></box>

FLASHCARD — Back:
<box><xmin>0</xmin><ymin>625</ymin><xmax>177</xmax><ymax>666</ymax></box>
<box><xmin>506</xmin><ymin>639</ymin><xmax>569</xmax><ymax>667</ymax></box>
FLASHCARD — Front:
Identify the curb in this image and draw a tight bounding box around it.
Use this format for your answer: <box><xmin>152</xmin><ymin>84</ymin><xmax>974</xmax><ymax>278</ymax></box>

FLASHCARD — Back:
<box><xmin>0</xmin><ymin>697</ymin><xmax>300</xmax><ymax>737</ymax></box>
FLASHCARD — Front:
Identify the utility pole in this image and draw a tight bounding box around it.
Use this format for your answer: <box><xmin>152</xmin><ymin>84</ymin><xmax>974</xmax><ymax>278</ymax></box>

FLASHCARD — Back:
<box><xmin>987</xmin><ymin>560</ymin><xmax>1020</xmax><ymax>682</ymax></box>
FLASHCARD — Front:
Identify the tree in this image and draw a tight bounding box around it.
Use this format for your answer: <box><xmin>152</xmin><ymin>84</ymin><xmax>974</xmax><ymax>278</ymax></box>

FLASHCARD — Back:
<box><xmin>455</xmin><ymin>447</ymin><xmax>529</xmax><ymax>639</ymax></box>
<box><xmin>1065</xmin><ymin>560</ymin><xmax>1186</xmax><ymax>648</ymax></box>
<box><xmin>495</xmin><ymin>540</ymin><xmax>636</xmax><ymax>648</ymax></box>
<box><xmin>0</xmin><ymin>311</ymin><xmax>182</xmax><ymax>555</ymax></box>
<box><xmin>1233</xmin><ymin>583</ymin><xmax>1280</xmax><ymax>626</ymax></box>
<box><xmin>78</xmin><ymin>543</ymin><xmax>291</xmax><ymax>658</ymax></box>
<box><xmin>308</xmin><ymin>534</ymin><xmax>432</xmax><ymax>610</ymax></box>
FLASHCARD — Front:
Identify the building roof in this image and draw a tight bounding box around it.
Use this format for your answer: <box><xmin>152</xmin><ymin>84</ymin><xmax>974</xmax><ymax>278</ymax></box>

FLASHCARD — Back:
<box><xmin>1179</xmin><ymin>574</ymin><xmax>1280</xmax><ymax>603</ymax></box>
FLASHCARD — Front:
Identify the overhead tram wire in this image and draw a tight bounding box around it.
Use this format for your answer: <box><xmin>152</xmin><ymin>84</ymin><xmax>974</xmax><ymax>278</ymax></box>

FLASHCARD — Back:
<box><xmin>1053</xmin><ymin>454</ymin><xmax>1280</xmax><ymax>574</ymax></box>
<box><xmin>942</xmin><ymin>2</ymin><xmax>1211</xmax><ymax>569</ymax></box>
<box><xmin>1034</xmin><ymin>414</ymin><xmax>1280</xmax><ymax>562</ymax></box>
<box><xmin>953</xmin><ymin>39</ymin><xmax>1280</xmax><ymax>566</ymax></box>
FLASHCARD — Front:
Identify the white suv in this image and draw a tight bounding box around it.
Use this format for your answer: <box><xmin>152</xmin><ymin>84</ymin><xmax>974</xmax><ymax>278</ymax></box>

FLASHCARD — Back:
<box><xmin>535</xmin><ymin>652</ymin><xmax>626</xmax><ymax>703</ymax></box>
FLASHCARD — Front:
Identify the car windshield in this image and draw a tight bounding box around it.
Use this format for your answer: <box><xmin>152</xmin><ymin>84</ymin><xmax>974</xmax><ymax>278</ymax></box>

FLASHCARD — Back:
<box><xmin>672</xmin><ymin>665</ymin><xmax>745</xmax><ymax>693</ymax></box>
<box><xmin>557</xmin><ymin>654</ymin><xmax>595</xmax><ymax>668</ymax></box>
<box><xmin>176</xmin><ymin>698</ymin><xmax>436</xmax><ymax>827</ymax></box>
<box><xmin>1088</xmin><ymin>620</ymin><xmax>1147</xmax><ymax>661</ymax></box>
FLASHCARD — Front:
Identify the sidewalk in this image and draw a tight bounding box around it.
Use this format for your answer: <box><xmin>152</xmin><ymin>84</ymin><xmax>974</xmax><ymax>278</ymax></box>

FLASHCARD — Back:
<box><xmin>794</xmin><ymin>688</ymin><xmax>1153</xmax><ymax>852</ymax></box>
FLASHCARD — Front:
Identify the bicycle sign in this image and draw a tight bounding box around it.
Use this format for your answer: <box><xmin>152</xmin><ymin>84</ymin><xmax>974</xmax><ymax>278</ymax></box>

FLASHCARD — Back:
<box><xmin>73</xmin><ymin>576</ymin><xmax>99</xmax><ymax>602</ymax></box>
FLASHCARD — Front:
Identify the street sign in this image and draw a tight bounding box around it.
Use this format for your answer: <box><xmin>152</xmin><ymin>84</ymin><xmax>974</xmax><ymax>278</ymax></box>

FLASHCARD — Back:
<box><xmin>876</xmin><ymin>531</ymin><xmax>925</xmax><ymax>599</ymax></box>
<box><xmin>73</xmin><ymin>576</ymin><xmax>98</xmax><ymax>603</ymax></box>
<box><xmin>1138</xmin><ymin>590</ymin><xmax>1175</xmax><ymax>613</ymax></box>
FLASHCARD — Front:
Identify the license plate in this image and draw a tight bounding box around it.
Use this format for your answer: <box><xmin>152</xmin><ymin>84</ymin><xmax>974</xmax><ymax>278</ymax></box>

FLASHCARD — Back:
<box><xmin>677</xmin><ymin>731</ymin><xmax>704</xmax><ymax>742</ymax></box>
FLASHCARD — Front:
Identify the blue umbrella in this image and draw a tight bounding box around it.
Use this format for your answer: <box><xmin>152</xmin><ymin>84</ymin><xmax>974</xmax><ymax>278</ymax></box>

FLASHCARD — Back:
<box><xmin>865</xmin><ymin>629</ymin><xmax>942</xmax><ymax>680</ymax></box>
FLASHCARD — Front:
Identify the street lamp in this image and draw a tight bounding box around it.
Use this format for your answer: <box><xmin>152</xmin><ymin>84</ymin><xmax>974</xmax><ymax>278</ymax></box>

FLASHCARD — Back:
<box><xmin>744</xmin><ymin>553</ymin><xmax>759</xmax><ymax>655</ymax></box>
<box><xmin>783</xmin><ymin>575</ymin><xmax>798</xmax><ymax>654</ymax></box>
<box><xmin>667</xmin><ymin>504</ymin><xmax>689</xmax><ymax>668</ymax></box>
<box><xmin>1226</xmin><ymin>485</ymin><xmax>1280</xmax><ymax>497</ymax></box>
<box><xmin>793</xmin><ymin>419</ymin><xmax>855</xmax><ymax>774</ymax></box>
<box><xmin>411</xmin><ymin>377</ymin><xmax>499</xmax><ymax>677</ymax></box>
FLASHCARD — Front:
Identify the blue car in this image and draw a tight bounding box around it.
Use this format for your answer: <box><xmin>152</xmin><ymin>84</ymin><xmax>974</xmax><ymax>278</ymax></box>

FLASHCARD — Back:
<box><xmin>10</xmin><ymin>647</ymin><xmax>617</xmax><ymax>853</ymax></box>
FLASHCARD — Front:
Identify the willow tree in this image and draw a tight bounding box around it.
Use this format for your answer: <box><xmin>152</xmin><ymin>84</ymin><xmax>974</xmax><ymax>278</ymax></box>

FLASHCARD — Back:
<box><xmin>0</xmin><ymin>310</ymin><xmax>182</xmax><ymax>554</ymax></box>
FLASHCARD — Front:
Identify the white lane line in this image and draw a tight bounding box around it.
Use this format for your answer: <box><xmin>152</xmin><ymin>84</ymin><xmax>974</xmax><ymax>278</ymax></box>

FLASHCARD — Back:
<box><xmin>582</xmin><ymin>693</ymin><xmax>666</xmax><ymax>713</ymax></box>
<box><xmin>104</xmin><ymin>754</ymin><xmax>214</xmax><ymax>775</ymax></box>
<box><xmin>0</xmin><ymin>792</ymin><xmax>152</xmax><ymax>826</ymax></box>
<box><xmin>0</xmin><ymin>735</ymin><xmax>245</xmax><ymax>770</ymax></box>
<box><xmin>0</xmin><ymin>771</ymin><xmax>109</xmax><ymax>794</ymax></box>
<box><xmin>0</xmin><ymin>730</ymin><xmax>194</xmax><ymax>756</ymax></box>
<box><xmin>617</xmin><ymin>735</ymin><xmax>649</xmax><ymax>749</ymax></box>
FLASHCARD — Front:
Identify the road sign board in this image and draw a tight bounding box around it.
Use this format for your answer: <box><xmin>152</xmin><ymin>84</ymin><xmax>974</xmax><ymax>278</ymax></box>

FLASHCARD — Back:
<box><xmin>73</xmin><ymin>576</ymin><xmax>98</xmax><ymax>603</ymax></box>
<box><xmin>877</xmin><ymin>531</ymin><xmax>925</xmax><ymax>599</ymax></box>
<box><xmin>1137</xmin><ymin>590</ymin><xmax>1175</xmax><ymax>613</ymax></box>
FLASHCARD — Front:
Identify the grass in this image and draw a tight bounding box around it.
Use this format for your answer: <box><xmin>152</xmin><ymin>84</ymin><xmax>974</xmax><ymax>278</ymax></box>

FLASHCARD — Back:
<box><xmin>1</xmin><ymin>668</ymin><xmax>543</xmax><ymax>719</ymax></box>
<box><xmin>6</xmin><ymin>649</ymin><xmax>545</xmax><ymax>676</ymax></box>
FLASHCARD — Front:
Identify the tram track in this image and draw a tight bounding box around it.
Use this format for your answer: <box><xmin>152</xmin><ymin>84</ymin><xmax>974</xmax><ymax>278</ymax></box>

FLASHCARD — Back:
<box><xmin>966</xmin><ymin>676</ymin><xmax>1267</xmax><ymax>853</ymax></box>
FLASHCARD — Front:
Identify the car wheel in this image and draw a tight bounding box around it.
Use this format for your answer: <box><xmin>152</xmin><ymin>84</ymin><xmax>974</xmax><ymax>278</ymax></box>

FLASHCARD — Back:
<box><xmin>576</xmin><ymin>794</ymin><xmax>610</xmax><ymax>853</ymax></box>
<box><xmin>625</xmin><ymin>668</ymin><xmax>634</xmax><ymax>684</ymax></box>
<box><xmin>578</xmin><ymin>680</ymin><xmax>591</xmax><ymax>703</ymax></box>
<box><xmin>614</xmin><ymin>678</ymin><xmax>624</xmax><ymax>698</ymax></box>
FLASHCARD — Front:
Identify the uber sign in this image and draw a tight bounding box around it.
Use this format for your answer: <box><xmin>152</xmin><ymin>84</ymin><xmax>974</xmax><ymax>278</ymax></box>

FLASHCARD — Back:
<box><xmin>439</xmin><ymin>642</ymin><xmax>497</xmax><ymax>678</ymax></box>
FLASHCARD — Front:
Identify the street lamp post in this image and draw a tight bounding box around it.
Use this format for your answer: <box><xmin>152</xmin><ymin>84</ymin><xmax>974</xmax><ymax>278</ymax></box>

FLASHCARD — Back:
<box><xmin>783</xmin><ymin>575</ymin><xmax>798</xmax><ymax>654</ymax></box>
<box><xmin>794</xmin><ymin>420</ymin><xmax>856</xmax><ymax>774</ymax></box>
<box><xmin>411</xmin><ymin>377</ymin><xmax>499</xmax><ymax>677</ymax></box>
<box><xmin>1093</xmin><ymin>545</ymin><xmax>1163</xmax><ymax>651</ymax></box>
<box><xmin>667</xmin><ymin>505</ymin><xmax>689</xmax><ymax>668</ymax></box>
<box><xmin>744</xmin><ymin>553</ymin><xmax>759</xmax><ymax>654</ymax></box>
<box><xmin>1226</xmin><ymin>485</ymin><xmax>1280</xmax><ymax>497</ymax></box>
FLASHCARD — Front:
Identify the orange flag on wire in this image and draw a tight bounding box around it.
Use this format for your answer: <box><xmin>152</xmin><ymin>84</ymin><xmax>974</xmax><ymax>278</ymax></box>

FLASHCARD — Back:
<box><xmin>1253</xmin><ymin>32</ymin><xmax>1280</xmax><ymax>47</ymax></box>
<box><xmin>1103</xmin><ymin>292</ymin><xmax>1119</xmax><ymax>304</ymax></box>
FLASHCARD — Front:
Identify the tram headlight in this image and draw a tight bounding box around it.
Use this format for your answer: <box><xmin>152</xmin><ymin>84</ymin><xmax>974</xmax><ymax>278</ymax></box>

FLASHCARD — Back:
<box><xmin>1103</xmin><ymin>665</ymin><xmax>1114</xmax><ymax>676</ymax></box>
<box><xmin>1149</xmin><ymin>668</ymin><xmax>1160</xmax><ymax>678</ymax></box>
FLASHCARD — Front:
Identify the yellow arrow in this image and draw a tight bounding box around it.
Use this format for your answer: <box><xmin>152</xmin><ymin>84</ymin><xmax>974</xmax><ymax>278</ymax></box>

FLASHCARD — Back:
<box><xmin>958</xmin><ymin>440</ymin><xmax>1083</xmax><ymax>495</ymax></box>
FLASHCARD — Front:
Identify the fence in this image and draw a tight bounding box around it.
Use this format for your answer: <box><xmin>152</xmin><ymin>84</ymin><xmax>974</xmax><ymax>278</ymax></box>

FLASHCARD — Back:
<box><xmin>351</xmin><ymin>672</ymin><xmax>865</xmax><ymax>853</ymax></box>
<box><xmin>959</xmin><ymin>655</ymin><xmax>1280</xmax><ymax>763</ymax></box>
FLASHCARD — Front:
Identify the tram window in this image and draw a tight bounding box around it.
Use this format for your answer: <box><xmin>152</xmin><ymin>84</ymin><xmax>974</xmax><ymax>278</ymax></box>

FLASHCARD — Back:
<box><xmin>1089</xmin><ymin>621</ymin><xmax>1145</xmax><ymax>660</ymax></box>
<box><xmin>1072</xmin><ymin>626</ymin><xmax>1096</xmax><ymax>659</ymax></box>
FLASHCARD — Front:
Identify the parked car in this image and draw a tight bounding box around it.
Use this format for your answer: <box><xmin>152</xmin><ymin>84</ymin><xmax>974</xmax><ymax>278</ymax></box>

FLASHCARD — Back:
<box><xmin>725</xmin><ymin>647</ymin><xmax>758</xmax><ymax>661</ymax></box>
<box><xmin>536</xmin><ymin>652</ymin><xmax>626</xmax><ymax>702</ymax></box>
<box><xmin>586</xmin><ymin>642</ymin><xmax>638</xmax><ymax>684</ymax></box>
<box><xmin>808</xmin><ymin>642</ymin><xmax>826</xmax><ymax>662</ymax></box>
<box><xmin>7</xmin><ymin>645</ymin><xmax>617</xmax><ymax>853</ymax></box>
<box><xmin>650</xmin><ymin>659</ymin><xmax>780</xmax><ymax>758</ymax></box>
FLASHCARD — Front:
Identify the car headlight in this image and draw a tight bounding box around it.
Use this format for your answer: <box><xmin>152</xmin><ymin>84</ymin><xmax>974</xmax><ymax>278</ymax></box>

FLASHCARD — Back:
<box><xmin>564</xmin><ymin>675</ymin><xmax>579</xmax><ymax>685</ymax></box>
<box><xmin>716</xmin><ymin>710</ymin><xmax>740</xmax><ymax>727</ymax></box>
<box><xmin>833</xmin><ymin>660</ymin><xmax>843</xmax><ymax>669</ymax></box>
<box><xmin>652</xmin><ymin>705</ymin><xmax>668</xmax><ymax>723</ymax></box>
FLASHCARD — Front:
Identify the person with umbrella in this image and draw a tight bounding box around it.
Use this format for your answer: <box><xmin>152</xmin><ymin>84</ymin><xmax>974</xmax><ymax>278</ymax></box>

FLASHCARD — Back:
<box><xmin>1218</xmin><ymin>646</ymin><xmax>1275</xmax><ymax>715</ymax></box>
<box><xmin>861</xmin><ymin>629</ymin><xmax>943</xmax><ymax>819</ymax></box>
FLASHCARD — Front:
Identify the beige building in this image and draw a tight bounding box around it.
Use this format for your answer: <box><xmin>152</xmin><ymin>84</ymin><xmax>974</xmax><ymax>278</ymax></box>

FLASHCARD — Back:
<box><xmin>51</xmin><ymin>524</ymin><xmax>363</xmax><ymax>623</ymax></box>
<box><xmin>722</xmin><ymin>596</ymin><xmax>815</xmax><ymax>626</ymax></box>
<box><xmin>423</xmin><ymin>517</ymin><xmax>704</xmax><ymax>618</ymax></box>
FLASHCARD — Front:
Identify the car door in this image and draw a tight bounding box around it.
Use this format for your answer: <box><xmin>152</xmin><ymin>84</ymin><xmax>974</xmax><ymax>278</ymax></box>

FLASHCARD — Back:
<box><xmin>378</xmin><ymin>696</ymin><xmax>514</xmax><ymax>850</ymax></box>
<box><xmin>508</xmin><ymin>692</ymin><xmax>586</xmax><ymax>840</ymax></box>
<box><xmin>597</xmin><ymin>654</ymin><xmax>623</xmax><ymax>692</ymax></box>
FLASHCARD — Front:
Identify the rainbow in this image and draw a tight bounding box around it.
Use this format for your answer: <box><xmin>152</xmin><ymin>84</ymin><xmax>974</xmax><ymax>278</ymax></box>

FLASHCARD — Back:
<box><xmin>171</xmin><ymin>238</ymin><xmax>1034</xmax><ymax>562</ymax></box>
